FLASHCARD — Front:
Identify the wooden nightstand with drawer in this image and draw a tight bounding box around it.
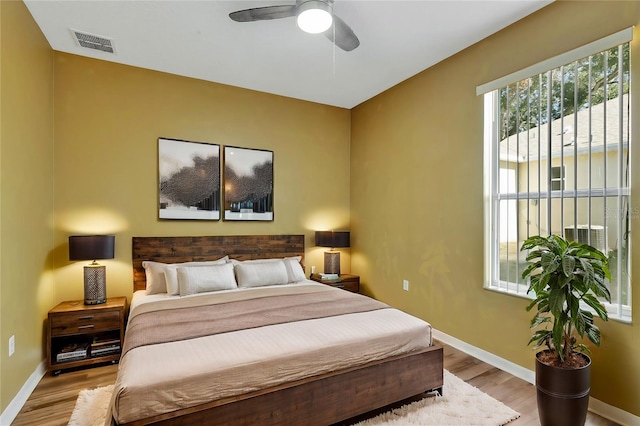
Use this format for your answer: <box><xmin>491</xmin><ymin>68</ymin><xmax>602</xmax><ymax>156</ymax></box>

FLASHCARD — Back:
<box><xmin>47</xmin><ymin>296</ymin><xmax>127</xmax><ymax>374</ymax></box>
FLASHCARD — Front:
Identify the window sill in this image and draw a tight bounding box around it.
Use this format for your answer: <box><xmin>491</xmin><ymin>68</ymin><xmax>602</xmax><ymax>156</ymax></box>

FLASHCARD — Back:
<box><xmin>484</xmin><ymin>284</ymin><xmax>632</xmax><ymax>324</ymax></box>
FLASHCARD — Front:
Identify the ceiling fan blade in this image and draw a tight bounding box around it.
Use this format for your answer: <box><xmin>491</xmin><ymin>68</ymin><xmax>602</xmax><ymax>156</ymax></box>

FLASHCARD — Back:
<box><xmin>229</xmin><ymin>5</ymin><xmax>297</xmax><ymax>22</ymax></box>
<box><xmin>324</xmin><ymin>15</ymin><xmax>359</xmax><ymax>51</ymax></box>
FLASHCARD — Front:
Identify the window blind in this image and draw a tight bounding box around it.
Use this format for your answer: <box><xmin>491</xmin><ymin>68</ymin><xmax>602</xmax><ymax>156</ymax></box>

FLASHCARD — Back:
<box><xmin>476</xmin><ymin>27</ymin><xmax>633</xmax><ymax>96</ymax></box>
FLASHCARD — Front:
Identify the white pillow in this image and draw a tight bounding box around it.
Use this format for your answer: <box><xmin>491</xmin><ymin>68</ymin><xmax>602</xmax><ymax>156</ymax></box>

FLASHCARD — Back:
<box><xmin>232</xmin><ymin>256</ymin><xmax>299</xmax><ymax>264</ymax></box>
<box><xmin>177</xmin><ymin>263</ymin><xmax>237</xmax><ymax>296</ymax></box>
<box><xmin>142</xmin><ymin>261</ymin><xmax>170</xmax><ymax>295</ymax></box>
<box><xmin>142</xmin><ymin>256</ymin><xmax>229</xmax><ymax>295</ymax></box>
<box><xmin>235</xmin><ymin>260</ymin><xmax>289</xmax><ymax>288</ymax></box>
<box><xmin>163</xmin><ymin>258</ymin><xmax>229</xmax><ymax>295</ymax></box>
<box><xmin>283</xmin><ymin>257</ymin><xmax>306</xmax><ymax>282</ymax></box>
<box><xmin>230</xmin><ymin>256</ymin><xmax>305</xmax><ymax>283</ymax></box>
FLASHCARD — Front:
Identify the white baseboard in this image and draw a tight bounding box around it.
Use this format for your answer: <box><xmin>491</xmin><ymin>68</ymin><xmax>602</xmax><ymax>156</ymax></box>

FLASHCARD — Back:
<box><xmin>589</xmin><ymin>397</ymin><xmax>640</xmax><ymax>426</ymax></box>
<box><xmin>433</xmin><ymin>329</ymin><xmax>535</xmax><ymax>384</ymax></box>
<box><xmin>433</xmin><ymin>329</ymin><xmax>640</xmax><ymax>426</ymax></box>
<box><xmin>0</xmin><ymin>360</ymin><xmax>46</xmax><ymax>426</ymax></box>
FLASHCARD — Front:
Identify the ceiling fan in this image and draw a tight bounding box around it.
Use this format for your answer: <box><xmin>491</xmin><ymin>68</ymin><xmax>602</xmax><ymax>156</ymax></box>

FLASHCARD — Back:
<box><xmin>229</xmin><ymin>0</ymin><xmax>360</xmax><ymax>52</ymax></box>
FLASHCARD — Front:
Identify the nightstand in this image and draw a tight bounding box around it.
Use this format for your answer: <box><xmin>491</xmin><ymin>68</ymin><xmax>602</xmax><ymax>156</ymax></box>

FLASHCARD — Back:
<box><xmin>47</xmin><ymin>296</ymin><xmax>127</xmax><ymax>374</ymax></box>
<box><xmin>310</xmin><ymin>273</ymin><xmax>360</xmax><ymax>293</ymax></box>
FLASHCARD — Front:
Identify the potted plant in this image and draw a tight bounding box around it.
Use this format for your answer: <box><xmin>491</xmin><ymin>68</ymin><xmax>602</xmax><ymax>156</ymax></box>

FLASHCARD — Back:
<box><xmin>520</xmin><ymin>234</ymin><xmax>611</xmax><ymax>426</ymax></box>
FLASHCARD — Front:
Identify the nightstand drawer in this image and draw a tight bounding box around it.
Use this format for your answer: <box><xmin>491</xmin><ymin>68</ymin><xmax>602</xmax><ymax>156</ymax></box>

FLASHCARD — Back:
<box><xmin>330</xmin><ymin>280</ymin><xmax>359</xmax><ymax>292</ymax></box>
<box><xmin>51</xmin><ymin>310</ymin><xmax>121</xmax><ymax>336</ymax></box>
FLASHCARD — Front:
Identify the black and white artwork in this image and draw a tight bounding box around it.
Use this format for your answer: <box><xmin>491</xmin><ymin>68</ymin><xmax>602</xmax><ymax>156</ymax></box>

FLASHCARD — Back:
<box><xmin>158</xmin><ymin>138</ymin><xmax>220</xmax><ymax>220</ymax></box>
<box><xmin>223</xmin><ymin>146</ymin><xmax>273</xmax><ymax>221</ymax></box>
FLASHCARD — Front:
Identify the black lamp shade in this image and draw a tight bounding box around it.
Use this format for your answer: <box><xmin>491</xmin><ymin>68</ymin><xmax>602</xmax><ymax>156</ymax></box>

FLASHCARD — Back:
<box><xmin>315</xmin><ymin>231</ymin><xmax>350</xmax><ymax>248</ymax></box>
<box><xmin>69</xmin><ymin>235</ymin><xmax>115</xmax><ymax>261</ymax></box>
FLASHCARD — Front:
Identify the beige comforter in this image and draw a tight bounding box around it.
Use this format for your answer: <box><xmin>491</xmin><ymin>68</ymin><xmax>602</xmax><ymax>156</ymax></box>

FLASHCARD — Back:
<box><xmin>109</xmin><ymin>283</ymin><xmax>432</xmax><ymax>424</ymax></box>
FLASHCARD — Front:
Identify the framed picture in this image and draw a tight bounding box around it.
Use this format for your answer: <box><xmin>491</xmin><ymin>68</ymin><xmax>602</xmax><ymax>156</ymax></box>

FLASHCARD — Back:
<box><xmin>158</xmin><ymin>138</ymin><xmax>220</xmax><ymax>220</ymax></box>
<box><xmin>223</xmin><ymin>146</ymin><xmax>273</xmax><ymax>221</ymax></box>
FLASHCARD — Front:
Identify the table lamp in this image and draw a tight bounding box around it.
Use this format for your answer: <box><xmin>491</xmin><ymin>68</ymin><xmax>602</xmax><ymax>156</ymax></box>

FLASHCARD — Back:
<box><xmin>315</xmin><ymin>231</ymin><xmax>350</xmax><ymax>275</ymax></box>
<box><xmin>69</xmin><ymin>235</ymin><xmax>115</xmax><ymax>305</ymax></box>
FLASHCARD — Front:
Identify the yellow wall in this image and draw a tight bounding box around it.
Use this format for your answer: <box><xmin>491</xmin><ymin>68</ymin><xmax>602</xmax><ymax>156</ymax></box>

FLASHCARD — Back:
<box><xmin>351</xmin><ymin>1</ymin><xmax>640</xmax><ymax>416</ymax></box>
<box><xmin>52</xmin><ymin>53</ymin><xmax>352</xmax><ymax>303</ymax></box>
<box><xmin>0</xmin><ymin>0</ymin><xmax>54</xmax><ymax>414</ymax></box>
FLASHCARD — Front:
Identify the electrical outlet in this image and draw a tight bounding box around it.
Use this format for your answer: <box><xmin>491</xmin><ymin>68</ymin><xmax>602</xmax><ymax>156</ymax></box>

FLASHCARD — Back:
<box><xmin>311</xmin><ymin>265</ymin><xmax>316</xmax><ymax>274</ymax></box>
<box><xmin>403</xmin><ymin>280</ymin><xmax>409</xmax><ymax>291</ymax></box>
<box><xmin>9</xmin><ymin>335</ymin><xmax>15</xmax><ymax>356</ymax></box>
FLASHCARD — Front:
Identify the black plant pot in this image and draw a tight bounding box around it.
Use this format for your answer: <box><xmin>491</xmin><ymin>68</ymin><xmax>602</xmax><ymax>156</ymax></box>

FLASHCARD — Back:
<box><xmin>536</xmin><ymin>351</ymin><xmax>591</xmax><ymax>426</ymax></box>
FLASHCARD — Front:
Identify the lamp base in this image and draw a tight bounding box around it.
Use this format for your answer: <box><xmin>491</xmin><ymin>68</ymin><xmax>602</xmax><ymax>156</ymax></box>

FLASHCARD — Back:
<box><xmin>84</xmin><ymin>264</ymin><xmax>107</xmax><ymax>305</ymax></box>
<box><xmin>324</xmin><ymin>251</ymin><xmax>341</xmax><ymax>275</ymax></box>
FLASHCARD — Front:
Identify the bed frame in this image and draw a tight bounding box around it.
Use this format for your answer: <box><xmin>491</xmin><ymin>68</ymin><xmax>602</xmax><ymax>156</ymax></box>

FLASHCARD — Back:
<box><xmin>123</xmin><ymin>234</ymin><xmax>443</xmax><ymax>426</ymax></box>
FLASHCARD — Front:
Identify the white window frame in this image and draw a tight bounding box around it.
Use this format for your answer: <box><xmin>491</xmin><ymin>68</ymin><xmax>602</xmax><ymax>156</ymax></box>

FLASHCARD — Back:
<box><xmin>480</xmin><ymin>28</ymin><xmax>633</xmax><ymax>323</ymax></box>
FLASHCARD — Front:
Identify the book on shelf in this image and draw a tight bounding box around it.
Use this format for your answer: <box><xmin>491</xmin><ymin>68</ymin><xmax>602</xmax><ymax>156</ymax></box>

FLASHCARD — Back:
<box><xmin>91</xmin><ymin>337</ymin><xmax>120</xmax><ymax>348</ymax></box>
<box><xmin>56</xmin><ymin>343</ymin><xmax>89</xmax><ymax>362</ymax></box>
<box><xmin>91</xmin><ymin>344</ymin><xmax>121</xmax><ymax>357</ymax></box>
<box><xmin>90</xmin><ymin>336</ymin><xmax>121</xmax><ymax>357</ymax></box>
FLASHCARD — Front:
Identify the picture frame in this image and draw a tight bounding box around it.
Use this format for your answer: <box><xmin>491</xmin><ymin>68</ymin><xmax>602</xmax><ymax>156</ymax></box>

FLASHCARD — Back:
<box><xmin>158</xmin><ymin>138</ymin><xmax>221</xmax><ymax>220</ymax></box>
<box><xmin>223</xmin><ymin>146</ymin><xmax>273</xmax><ymax>221</ymax></box>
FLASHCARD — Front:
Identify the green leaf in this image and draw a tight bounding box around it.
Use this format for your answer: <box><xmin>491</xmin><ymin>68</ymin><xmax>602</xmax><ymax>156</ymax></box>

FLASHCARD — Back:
<box><xmin>591</xmin><ymin>274</ymin><xmax>612</xmax><ymax>301</ymax></box>
<box><xmin>521</xmin><ymin>235</ymin><xmax>552</xmax><ymax>251</ymax></box>
<box><xmin>557</xmin><ymin>273</ymin><xmax>571</xmax><ymax>289</ymax></box>
<box><xmin>575</xmin><ymin>343</ymin><xmax>592</xmax><ymax>355</ymax></box>
<box><xmin>525</xmin><ymin>297</ymin><xmax>540</xmax><ymax>312</ymax></box>
<box><xmin>521</xmin><ymin>263</ymin><xmax>540</xmax><ymax>280</ymax></box>
<box><xmin>551</xmin><ymin>235</ymin><xmax>569</xmax><ymax>253</ymax></box>
<box><xmin>529</xmin><ymin>330</ymin><xmax>553</xmax><ymax>350</ymax></box>
<box><xmin>579</xmin><ymin>258</ymin><xmax>595</xmax><ymax>285</ymax></box>
<box><xmin>582</xmin><ymin>294</ymin><xmax>609</xmax><ymax>321</ymax></box>
<box><xmin>541</xmin><ymin>252</ymin><xmax>558</xmax><ymax>271</ymax></box>
<box><xmin>525</xmin><ymin>249</ymin><xmax>546</xmax><ymax>261</ymax></box>
<box><xmin>585</xmin><ymin>322</ymin><xmax>601</xmax><ymax>346</ymax></box>
<box><xmin>562</xmin><ymin>255</ymin><xmax>576</xmax><ymax>277</ymax></box>
<box><xmin>538</xmin><ymin>273</ymin><xmax>551</xmax><ymax>290</ymax></box>
<box><xmin>574</xmin><ymin>308</ymin><xmax>586</xmax><ymax>337</ymax></box>
<box><xmin>548</xmin><ymin>286</ymin><xmax>566</xmax><ymax>318</ymax></box>
<box><xmin>530</xmin><ymin>313</ymin><xmax>550</xmax><ymax>328</ymax></box>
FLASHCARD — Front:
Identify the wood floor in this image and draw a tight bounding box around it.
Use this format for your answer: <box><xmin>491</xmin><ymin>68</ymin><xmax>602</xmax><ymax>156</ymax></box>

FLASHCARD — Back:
<box><xmin>11</xmin><ymin>342</ymin><xmax>619</xmax><ymax>426</ymax></box>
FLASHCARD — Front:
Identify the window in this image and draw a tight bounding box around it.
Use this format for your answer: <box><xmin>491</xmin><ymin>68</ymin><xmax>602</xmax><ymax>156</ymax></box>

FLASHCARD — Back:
<box><xmin>480</xmin><ymin>29</ymin><xmax>632</xmax><ymax>322</ymax></box>
<box><xmin>550</xmin><ymin>166</ymin><xmax>565</xmax><ymax>191</ymax></box>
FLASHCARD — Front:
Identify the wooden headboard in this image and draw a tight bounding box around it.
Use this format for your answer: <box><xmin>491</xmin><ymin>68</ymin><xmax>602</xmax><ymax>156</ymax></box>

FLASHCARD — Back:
<box><xmin>132</xmin><ymin>235</ymin><xmax>305</xmax><ymax>292</ymax></box>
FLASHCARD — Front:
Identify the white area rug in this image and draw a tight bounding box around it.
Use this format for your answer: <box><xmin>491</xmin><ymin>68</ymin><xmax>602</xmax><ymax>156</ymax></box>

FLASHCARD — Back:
<box><xmin>352</xmin><ymin>370</ymin><xmax>520</xmax><ymax>426</ymax></box>
<box><xmin>68</xmin><ymin>384</ymin><xmax>113</xmax><ymax>426</ymax></box>
<box><xmin>68</xmin><ymin>371</ymin><xmax>519</xmax><ymax>426</ymax></box>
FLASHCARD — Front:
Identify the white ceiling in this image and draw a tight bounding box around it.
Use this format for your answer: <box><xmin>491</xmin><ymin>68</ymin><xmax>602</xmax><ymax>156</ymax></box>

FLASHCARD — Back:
<box><xmin>24</xmin><ymin>0</ymin><xmax>552</xmax><ymax>109</ymax></box>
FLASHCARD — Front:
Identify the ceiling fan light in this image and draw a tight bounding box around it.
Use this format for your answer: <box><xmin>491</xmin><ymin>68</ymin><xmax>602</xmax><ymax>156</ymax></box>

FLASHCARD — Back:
<box><xmin>297</xmin><ymin>1</ymin><xmax>333</xmax><ymax>34</ymax></box>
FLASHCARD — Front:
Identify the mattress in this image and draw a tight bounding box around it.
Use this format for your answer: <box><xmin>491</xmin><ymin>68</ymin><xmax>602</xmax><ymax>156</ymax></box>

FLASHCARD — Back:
<box><xmin>109</xmin><ymin>281</ymin><xmax>432</xmax><ymax>424</ymax></box>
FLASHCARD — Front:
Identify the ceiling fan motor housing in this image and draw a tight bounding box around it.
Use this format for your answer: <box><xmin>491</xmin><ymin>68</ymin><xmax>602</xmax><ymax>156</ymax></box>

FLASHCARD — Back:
<box><xmin>296</xmin><ymin>0</ymin><xmax>334</xmax><ymax>34</ymax></box>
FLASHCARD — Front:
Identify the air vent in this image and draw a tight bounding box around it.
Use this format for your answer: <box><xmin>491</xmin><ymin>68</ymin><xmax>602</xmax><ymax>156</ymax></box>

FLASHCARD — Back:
<box><xmin>70</xmin><ymin>29</ymin><xmax>116</xmax><ymax>54</ymax></box>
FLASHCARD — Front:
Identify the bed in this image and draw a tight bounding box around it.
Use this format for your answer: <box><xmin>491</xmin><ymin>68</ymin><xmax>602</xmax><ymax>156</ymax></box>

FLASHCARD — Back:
<box><xmin>108</xmin><ymin>234</ymin><xmax>443</xmax><ymax>425</ymax></box>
